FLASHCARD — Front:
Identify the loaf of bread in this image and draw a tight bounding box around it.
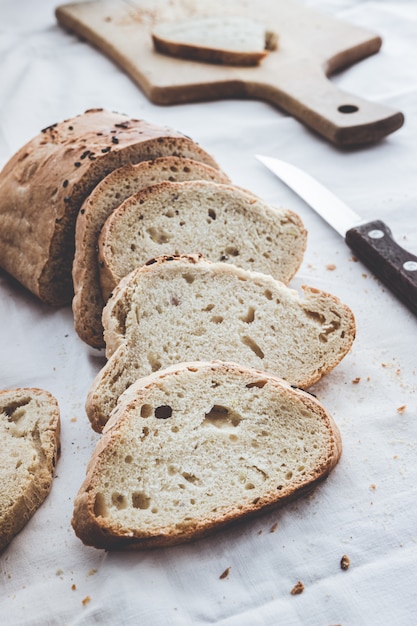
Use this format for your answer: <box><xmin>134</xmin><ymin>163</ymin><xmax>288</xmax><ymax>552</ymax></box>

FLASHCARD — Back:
<box><xmin>97</xmin><ymin>180</ymin><xmax>307</xmax><ymax>302</ymax></box>
<box><xmin>73</xmin><ymin>360</ymin><xmax>342</xmax><ymax>550</ymax></box>
<box><xmin>86</xmin><ymin>254</ymin><xmax>355</xmax><ymax>432</ymax></box>
<box><xmin>0</xmin><ymin>108</ymin><xmax>220</xmax><ymax>306</ymax></box>
<box><xmin>152</xmin><ymin>16</ymin><xmax>278</xmax><ymax>66</ymax></box>
<box><xmin>0</xmin><ymin>388</ymin><xmax>60</xmax><ymax>552</ymax></box>
<box><xmin>73</xmin><ymin>157</ymin><xmax>231</xmax><ymax>348</ymax></box>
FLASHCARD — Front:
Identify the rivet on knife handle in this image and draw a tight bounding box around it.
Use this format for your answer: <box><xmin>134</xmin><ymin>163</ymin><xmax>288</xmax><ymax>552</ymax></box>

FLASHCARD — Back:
<box><xmin>345</xmin><ymin>219</ymin><xmax>417</xmax><ymax>316</ymax></box>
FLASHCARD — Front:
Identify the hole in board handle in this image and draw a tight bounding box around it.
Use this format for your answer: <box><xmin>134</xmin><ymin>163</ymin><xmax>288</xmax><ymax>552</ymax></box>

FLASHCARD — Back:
<box><xmin>338</xmin><ymin>104</ymin><xmax>359</xmax><ymax>114</ymax></box>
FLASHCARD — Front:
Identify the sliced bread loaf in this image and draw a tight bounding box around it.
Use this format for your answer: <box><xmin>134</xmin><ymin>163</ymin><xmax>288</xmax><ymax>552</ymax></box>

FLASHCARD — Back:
<box><xmin>0</xmin><ymin>108</ymin><xmax>220</xmax><ymax>306</ymax></box>
<box><xmin>152</xmin><ymin>16</ymin><xmax>278</xmax><ymax>66</ymax></box>
<box><xmin>0</xmin><ymin>388</ymin><xmax>60</xmax><ymax>552</ymax></box>
<box><xmin>73</xmin><ymin>157</ymin><xmax>231</xmax><ymax>349</ymax></box>
<box><xmin>73</xmin><ymin>360</ymin><xmax>342</xmax><ymax>550</ymax></box>
<box><xmin>86</xmin><ymin>254</ymin><xmax>355</xmax><ymax>432</ymax></box>
<box><xmin>97</xmin><ymin>180</ymin><xmax>307</xmax><ymax>302</ymax></box>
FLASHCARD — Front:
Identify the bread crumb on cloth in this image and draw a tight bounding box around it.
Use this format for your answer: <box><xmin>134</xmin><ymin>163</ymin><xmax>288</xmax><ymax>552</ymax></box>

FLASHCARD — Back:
<box><xmin>219</xmin><ymin>567</ymin><xmax>231</xmax><ymax>580</ymax></box>
<box><xmin>340</xmin><ymin>554</ymin><xmax>351</xmax><ymax>570</ymax></box>
<box><xmin>290</xmin><ymin>581</ymin><xmax>304</xmax><ymax>595</ymax></box>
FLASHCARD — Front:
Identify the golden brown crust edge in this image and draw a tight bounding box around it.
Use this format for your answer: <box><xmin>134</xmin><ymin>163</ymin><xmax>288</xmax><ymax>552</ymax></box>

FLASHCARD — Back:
<box><xmin>152</xmin><ymin>35</ymin><xmax>269</xmax><ymax>66</ymax></box>
<box><xmin>299</xmin><ymin>284</ymin><xmax>356</xmax><ymax>382</ymax></box>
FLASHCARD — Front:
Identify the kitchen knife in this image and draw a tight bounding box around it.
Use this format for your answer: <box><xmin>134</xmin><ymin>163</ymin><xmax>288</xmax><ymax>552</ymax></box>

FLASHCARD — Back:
<box><xmin>256</xmin><ymin>154</ymin><xmax>417</xmax><ymax>316</ymax></box>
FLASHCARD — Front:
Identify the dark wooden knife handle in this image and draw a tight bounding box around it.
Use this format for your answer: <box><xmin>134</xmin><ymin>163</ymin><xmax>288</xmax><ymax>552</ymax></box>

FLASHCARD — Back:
<box><xmin>345</xmin><ymin>219</ymin><xmax>417</xmax><ymax>316</ymax></box>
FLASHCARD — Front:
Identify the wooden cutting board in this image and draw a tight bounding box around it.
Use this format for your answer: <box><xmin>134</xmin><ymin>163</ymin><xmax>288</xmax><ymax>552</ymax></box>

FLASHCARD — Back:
<box><xmin>55</xmin><ymin>0</ymin><xmax>404</xmax><ymax>147</ymax></box>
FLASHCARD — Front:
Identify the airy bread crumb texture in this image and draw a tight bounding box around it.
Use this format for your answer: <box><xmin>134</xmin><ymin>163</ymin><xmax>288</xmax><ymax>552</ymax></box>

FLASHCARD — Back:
<box><xmin>87</xmin><ymin>255</ymin><xmax>355</xmax><ymax>432</ymax></box>
<box><xmin>72</xmin><ymin>157</ymin><xmax>230</xmax><ymax>348</ymax></box>
<box><xmin>73</xmin><ymin>362</ymin><xmax>341</xmax><ymax>549</ymax></box>
<box><xmin>97</xmin><ymin>180</ymin><xmax>307</xmax><ymax>302</ymax></box>
<box><xmin>0</xmin><ymin>388</ymin><xmax>60</xmax><ymax>552</ymax></box>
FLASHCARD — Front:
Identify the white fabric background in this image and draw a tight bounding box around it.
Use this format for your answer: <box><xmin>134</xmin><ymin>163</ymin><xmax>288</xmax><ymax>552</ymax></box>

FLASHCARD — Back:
<box><xmin>1</xmin><ymin>1</ymin><xmax>417</xmax><ymax>624</ymax></box>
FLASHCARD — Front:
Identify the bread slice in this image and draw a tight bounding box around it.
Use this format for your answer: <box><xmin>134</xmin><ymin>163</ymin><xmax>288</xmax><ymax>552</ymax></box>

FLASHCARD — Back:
<box><xmin>0</xmin><ymin>388</ymin><xmax>60</xmax><ymax>552</ymax></box>
<box><xmin>97</xmin><ymin>180</ymin><xmax>307</xmax><ymax>302</ymax></box>
<box><xmin>73</xmin><ymin>360</ymin><xmax>342</xmax><ymax>550</ymax></box>
<box><xmin>73</xmin><ymin>157</ymin><xmax>231</xmax><ymax>349</ymax></box>
<box><xmin>152</xmin><ymin>16</ymin><xmax>278</xmax><ymax>66</ymax></box>
<box><xmin>0</xmin><ymin>108</ymin><xmax>220</xmax><ymax>306</ymax></box>
<box><xmin>86</xmin><ymin>254</ymin><xmax>355</xmax><ymax>432</ymax></box>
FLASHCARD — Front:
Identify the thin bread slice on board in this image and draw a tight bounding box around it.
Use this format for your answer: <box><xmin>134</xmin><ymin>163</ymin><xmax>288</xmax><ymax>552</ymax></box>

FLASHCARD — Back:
<box><xmin>73</xmin><ymin>360</ymin><xmax>342</xmax><ymax>550</ymax></box>
<box><xmin>0</xmin><ymin>108</ymin><xmax>220</xmax><ymax>306</ymax></box>
<box><xmin>97</xmin><ymin>180</ymin><xmax>307</xmax><ymax>302</ymax></box>
<box><xmin>0</xmin><ymin>388</ymin><xmax>60</xmax><ymax>552</ymax></box>
<box><xmin>86</xmin><ymin>254</ymin><xmax>355</xmax><ymax>432</ymax></box>
<box><xmin>73</xmin><ymin>156</ymin><xmax>231</xmax><ymax>348</ymax></box>
<box><xmin>151</xmin><ymin>16</ymin><xmax>278</xmax><ymax>66</ymax></box>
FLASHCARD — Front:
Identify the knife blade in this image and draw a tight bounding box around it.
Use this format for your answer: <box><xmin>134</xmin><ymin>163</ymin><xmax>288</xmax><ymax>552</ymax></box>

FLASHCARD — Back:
<box><xmin>256</xmin><ymin>154</ymin><xmax>417</xmax><ymax>316</ymax></box>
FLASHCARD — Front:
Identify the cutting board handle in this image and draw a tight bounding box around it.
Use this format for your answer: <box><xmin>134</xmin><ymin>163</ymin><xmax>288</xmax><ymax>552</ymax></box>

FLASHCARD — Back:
<box><xmin>257</xmin><ymin>65</ymin><xmax>404</xmax><ymax>146</ymax></box>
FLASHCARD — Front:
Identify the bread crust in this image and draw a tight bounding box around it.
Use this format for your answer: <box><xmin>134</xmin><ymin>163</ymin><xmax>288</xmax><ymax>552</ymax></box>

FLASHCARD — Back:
<box><xmin>73</xmin><ymin>361</ymin><xmax>342</xmax><ymax>550</ymax></box>
<box><xmin>0</xmin><ymin>109</ymin><xmax>219</xmax><ymax>306</ymax></box>
<box><xmin>0</xmin><ymin>388</ymin><xmax>60</xmax><ymax>552</ymax></box>
<box><xmin>72</xmin><ymin>157</ymin><xmax>230</xmax><ymax>348</ymax></box>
